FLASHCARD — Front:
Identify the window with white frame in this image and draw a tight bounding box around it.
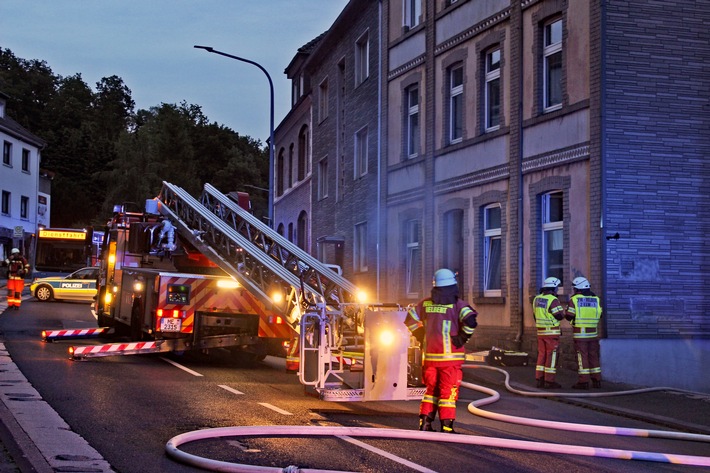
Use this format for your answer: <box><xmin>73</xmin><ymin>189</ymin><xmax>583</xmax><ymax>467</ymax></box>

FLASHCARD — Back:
<box><xmin>319</xmin><ymin>78</ymin><xmax>329</xmax><ymax>122</ymax></box>
<box><xmin>354</xmin><ymin>222</ymin><xmax>368</xmax><ymax>272</ymax></box>
<box><xmin>1</xmin><ymin>190</ymin><xmax>9</xmax><ymax>215</ymax></box>
<box><xmin>542</xmin><ymin>191</ymin><xmax>564</xmax><ymax>285</ymax></box>
<box><xmin>404</xmin><ymin>0</ymin><xmax>421</xmax><ymax>30</ymax></box>
<box><xmin>20</xmin><ymin>195</ymin><xmax>29</xmax><ymax>219</ymax></box>
<box><xmin>405</xmin><ymin>219</ymin><xmax>422</xmax><ymax>297</ymax></box>
<box><xmin>318</xmin><ymin>157</ymin><xmax>328</xmax><ymax>199</ymax></box>
<box><xmin>406</xmin><ymin>84</ymin><xmax>420</xmax><ymax>158</ymax></box>
<box><xmin>543</xmin><ymin>18</ymin><xmax>563</xmax><ymax>111</ymax></box>
<box><xmin>449</xmin><ymin>64</ymin><xmax>464</xmax><ymax>143</ymax></box>
<box><xmin>22</xmin><ymin>149</ymin><xmax>30</xmax><ymax>172</ymax></box>
<box><xmin>2</xmin><ymin>141</ymin><xmax>11</xmax><ymax>166</ymax></box>
<box><xmin>485</xmin><ymin>48</ymin><xmax>501</xmax><ymax>131</ymax></box>
<box><xmin>354</xmin><ymin>126</ymin><xmax>368</xmax><ymax>178</ymax></box>
<box><xmin>443</xmin><ymin>209</ymin><xmax>464</xmax><ymax>293</ymax></box>
<box><xmin>355</xmin><ymin>32</ymin><xmax>369</xmax><ymax>86</ymax></box>
<box><xmin>483</xmin><ymin>204</ymin><xmax>502</xmax><ymax>294</ymax></box>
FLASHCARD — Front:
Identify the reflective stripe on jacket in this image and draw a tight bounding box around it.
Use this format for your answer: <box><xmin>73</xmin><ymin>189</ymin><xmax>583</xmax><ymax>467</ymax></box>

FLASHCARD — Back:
<box><xmin>533</xmin><ymin>293</ymin><xmax>563</xmax><ymax>336</ymax></box>
<box><xmin>405</xmin><ymin>299</ymin><xmax>474</xmax><ymax>365</ymax></box>
<box><xmin>568</xmin><ymin>294</ymin><xmax>602</xmax><ymax>339</ymax></box>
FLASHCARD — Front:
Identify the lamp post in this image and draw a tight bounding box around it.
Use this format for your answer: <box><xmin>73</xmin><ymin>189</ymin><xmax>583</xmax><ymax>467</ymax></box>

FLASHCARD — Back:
<box><xmin>194</xmin><ymin>45</ymin><xmax>274</xmax><ymax>227</ymax></box>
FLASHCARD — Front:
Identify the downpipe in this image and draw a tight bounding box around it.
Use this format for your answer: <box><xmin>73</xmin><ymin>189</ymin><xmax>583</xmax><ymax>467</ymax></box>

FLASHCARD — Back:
<box><xmin>166</xmin><ymin>365</ymin><xmax>710</xmax><ymax>472</ymax></box>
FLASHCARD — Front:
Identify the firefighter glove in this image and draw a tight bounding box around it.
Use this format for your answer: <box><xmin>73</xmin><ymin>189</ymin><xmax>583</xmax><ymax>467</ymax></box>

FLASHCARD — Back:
<box><xmin>412</xmin><ymin>327</ymin><xmax>425</xmax><ymax>345</ymax></box>
<box><xmin>451</xmin><ymin>332</ymin><xmax>471</xmax><ymax>349</ymax></box>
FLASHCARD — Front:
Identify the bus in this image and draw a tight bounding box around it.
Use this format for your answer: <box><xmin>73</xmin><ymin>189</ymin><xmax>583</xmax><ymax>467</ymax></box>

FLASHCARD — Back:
<box><xmin>32</xmin><ymin>228</ymin><xmax>94</xmax><ymax>279</ymax></box>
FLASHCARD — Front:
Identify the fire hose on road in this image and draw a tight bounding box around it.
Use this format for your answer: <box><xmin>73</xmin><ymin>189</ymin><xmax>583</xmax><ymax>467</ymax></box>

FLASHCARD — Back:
<box><xmin>165</xmin><ymin>364</ymin><xmax>710</xmax><ymax>472</ymax></box>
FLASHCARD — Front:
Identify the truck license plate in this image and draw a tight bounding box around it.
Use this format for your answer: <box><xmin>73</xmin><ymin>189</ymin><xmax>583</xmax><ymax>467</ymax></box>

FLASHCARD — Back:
<box><xmin>160</xmin><ymin>318</ymin><xmax>182</xmax><ymax>332</ymax></box>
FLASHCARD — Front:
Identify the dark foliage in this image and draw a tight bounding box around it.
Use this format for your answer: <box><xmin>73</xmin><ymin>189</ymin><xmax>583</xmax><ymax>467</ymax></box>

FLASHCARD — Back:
<box><xmin>0</xmin><ymin>48</ymin><xmax>269</xmax><ymax>227</ymax></box>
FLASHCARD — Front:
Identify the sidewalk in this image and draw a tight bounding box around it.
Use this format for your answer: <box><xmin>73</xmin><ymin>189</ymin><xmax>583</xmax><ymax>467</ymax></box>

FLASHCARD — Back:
<box><xmin>462</xmin><ymin>357</ymin><xmax>710</xmax><ymax>436</ymax></box>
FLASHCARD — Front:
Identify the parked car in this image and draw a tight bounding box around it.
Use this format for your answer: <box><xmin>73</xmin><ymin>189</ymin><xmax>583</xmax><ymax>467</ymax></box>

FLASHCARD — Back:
<box><xmin>30</xmin><ymin>267</ymin><xmax>99</xmax><ymax>302</ymax></box>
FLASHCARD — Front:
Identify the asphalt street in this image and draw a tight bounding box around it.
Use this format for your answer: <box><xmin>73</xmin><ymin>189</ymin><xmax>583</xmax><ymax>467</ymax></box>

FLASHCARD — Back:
<box><xmin>0</xmin><ymin>277</ymin><xmax>709</xmax><ymax>472</ymax></box>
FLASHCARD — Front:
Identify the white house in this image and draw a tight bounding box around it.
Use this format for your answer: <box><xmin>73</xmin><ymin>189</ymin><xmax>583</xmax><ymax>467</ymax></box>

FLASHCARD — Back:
<box><xmin>0</xmin><ymin>91</ymin><xmax>46</xmax><ymax>262</ymax></box>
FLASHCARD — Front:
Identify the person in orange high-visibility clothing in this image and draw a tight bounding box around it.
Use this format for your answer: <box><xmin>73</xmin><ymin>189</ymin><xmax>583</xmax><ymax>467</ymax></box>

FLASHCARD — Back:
<box><xmin>5</xmin><ymin>248</ymin><xmax>30</xmax><ymax>310</ymax></box>
<box><xmin>405</xmin><ymin>269</ymin><xmax>478</xmax><ymax>434</ymax></box>
<box><xmin>532</xmin><ymin>277</ymin><xmax>565</xmax><ymax>389</ymax></box>
<box><xmin>565</xmin><ymin>276</ymin><xmax>603</xmax><ymax>389</ymax></box>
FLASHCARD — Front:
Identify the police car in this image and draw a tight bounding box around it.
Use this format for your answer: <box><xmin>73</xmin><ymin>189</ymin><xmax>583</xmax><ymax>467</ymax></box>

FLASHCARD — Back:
<box><xmin>30</xmin><ymin>267</ymin><xmax>99</xmax><ymax>302</ymax></box>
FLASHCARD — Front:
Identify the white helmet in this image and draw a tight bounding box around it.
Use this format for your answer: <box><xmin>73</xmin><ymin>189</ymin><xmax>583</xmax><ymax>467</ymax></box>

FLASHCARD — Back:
<box><xmin>433</xmin><ymin>268</ymin><xmax>457</xmax><ymax>287</ymax></box>
<box><xmin>11</xmin><ymin>248</ymin><xmax>20</xmax><ymax>255</ymax></box>
<box><xmin>542</xmin><ymin>277</ymin><xmax>561</xmax><ymax>289</ymax></box>
<box><xmin>572</xmin><ymin>277</ymin><xmax>590</xmax><ymax>290</ymax></box>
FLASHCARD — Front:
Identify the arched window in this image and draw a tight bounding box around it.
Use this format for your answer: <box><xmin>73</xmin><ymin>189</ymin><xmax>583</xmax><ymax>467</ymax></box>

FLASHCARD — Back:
<box><xmin>297</xmin><ymin>211</ymin><xmax>308</xmax><ymax>251</ymax></box>
<box><xmin>276</xmin><ymin>148</ymin><xmax>285</xmax><ymax>196</ymax></box>
<box><xmin>298</xmin><ymin>125</ymin><xmax>308</xmax><ymax>181</ymax></box>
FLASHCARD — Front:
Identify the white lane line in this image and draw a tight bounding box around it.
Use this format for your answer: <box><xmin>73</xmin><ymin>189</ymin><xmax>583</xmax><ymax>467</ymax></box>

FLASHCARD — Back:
<box><xmin>160</xmin><ymin>357</ymin><xmax>204</xmax><ymax>377</ymax></box>
<box><xmin>258</xmin><ymin>402</ymin><xmax>293</xmax><ymax>416</ymax></box>
<box><xmin>219</xmin><ymin>385</ymin><xmax>244</xmax><ymax>395</ymax></box>
<box><xmin>337</xmin><ymin>435</ymin><xmax>437</xmax><ymax>473</ymax></box>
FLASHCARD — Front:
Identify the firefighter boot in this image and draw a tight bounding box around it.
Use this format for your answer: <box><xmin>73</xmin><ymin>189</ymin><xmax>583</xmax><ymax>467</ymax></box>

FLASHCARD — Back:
<box><xmin>418</xmin><ymin>414</ymin><xmax>435</xmax><ymax>432</ymax></box>
<box><xmin>592</xmin><ymin>380</ymin><xmax>602</xmax><ymax>389</ymax></box>
<box><xmin>441</xmin><ymin>419</ymin><xmax>457</xmax><ymax>434</ymax></box>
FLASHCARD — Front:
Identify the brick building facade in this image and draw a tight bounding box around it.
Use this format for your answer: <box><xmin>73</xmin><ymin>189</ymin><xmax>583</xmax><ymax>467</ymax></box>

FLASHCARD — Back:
<box><xmin>274</xmin><ymin>0</ymin><xmax>710</xmax><ymax>392</ymax></box>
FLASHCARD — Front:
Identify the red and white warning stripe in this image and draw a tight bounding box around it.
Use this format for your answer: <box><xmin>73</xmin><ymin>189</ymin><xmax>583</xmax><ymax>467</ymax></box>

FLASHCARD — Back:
<box><xmin>70</xmin><ymin>341</ymin><xmax>162</xmax><ymax>359</ymax></box>
<box><xmin>42</xmin><ymin>327</ymin><xmax>108</xmax><ymax>341</ymax></box>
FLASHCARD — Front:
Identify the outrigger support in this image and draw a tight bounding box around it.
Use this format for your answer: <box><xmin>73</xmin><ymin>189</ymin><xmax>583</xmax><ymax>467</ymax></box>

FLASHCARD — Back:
<box><xmin>42</xmin><ymin>327</ymin><xmax>111</xmax><ymax>343</ymax></box>
<box><xmin>69</xmin><ymin>340</ymin><xmax>168</xmax><ymax>360</ymax></box>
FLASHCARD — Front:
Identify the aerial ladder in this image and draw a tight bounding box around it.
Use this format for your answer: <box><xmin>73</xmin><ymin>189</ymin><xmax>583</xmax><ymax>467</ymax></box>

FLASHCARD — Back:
<box><xmin>158</xmin><ymin>182</ymin><xmax>424</xmax><ymax>401</ymax></box>
<box><xmin>45</xmin><ymin>181</ymin><xmax>423</xmax><ymax>402</ymax></box>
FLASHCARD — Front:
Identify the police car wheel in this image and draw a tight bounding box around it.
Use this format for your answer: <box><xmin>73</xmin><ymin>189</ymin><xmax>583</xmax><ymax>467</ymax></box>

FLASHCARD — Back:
<box><xmin>35</xmin><ymin>285</ymin><xmax>53</xmax><ymax>302</ymax></box>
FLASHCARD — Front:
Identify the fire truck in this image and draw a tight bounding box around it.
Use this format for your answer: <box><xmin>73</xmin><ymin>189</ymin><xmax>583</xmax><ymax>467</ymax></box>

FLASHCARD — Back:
<box><xmin>48</xmin><ymin>181</ymin><xmax>425</xmax><ymax>402</ymax></box>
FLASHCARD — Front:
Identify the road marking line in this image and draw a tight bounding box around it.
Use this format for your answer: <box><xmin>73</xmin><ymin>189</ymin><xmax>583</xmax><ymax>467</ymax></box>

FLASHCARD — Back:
<box><xmin>258</xmin><ymin>402</ymin><xmax>293</xmax><ymax>416</ymax></box>
<box><xmin>219</xmin><ymin>385</ymin><xmax>244</xmax><ymax>395</ymax></box>
<box><xmin>337</xmin><ymin>435</ymin><xmax>437</xmax><ymax>473</ymax></box>
<box><xmin>160</xmin><ymin>357</ymin><xmax>204</xmax><ymax>377</ymax></box>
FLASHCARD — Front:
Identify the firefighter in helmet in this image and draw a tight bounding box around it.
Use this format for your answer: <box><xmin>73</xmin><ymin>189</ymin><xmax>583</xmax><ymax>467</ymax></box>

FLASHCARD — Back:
<box><xmin>405</xmin><ymin>268</ymin><xmax>478</xmax><ymax>433</ymax></box>
<box><xmin>565</xmin><ymin>276</ymin><xmax>603</xmax><ymax>389</ymax></box>
<box><xmin>532</xmin><ymin>276</ymin><xmax>565</xmax><ymax>389</ymax></box>
<box><xmin>5</xmin><ymin>248</ymin><xmax>30</xmax><ymax>310</ymax></box>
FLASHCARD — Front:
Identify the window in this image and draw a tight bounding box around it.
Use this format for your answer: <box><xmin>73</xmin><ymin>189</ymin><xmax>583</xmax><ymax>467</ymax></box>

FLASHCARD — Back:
<box><xmin>1</xmin><ymin>191</ymin><xmax>9</xmax><ymax>215</ymax></box>
<box><xmin>404</xmin><ymin>0</ymin><xmax>421</xmax><ymax>30</ymax></box>
<box><xmin>443</xmin><ymin>209</ymin><xmax>464</xmax><ymax>294</ymax></box>
<box><xmin>318</xmin><ymin>157</ymin><xmax>328</xmax><ymax>199</ymax></box>
<box><xmin>406</xmin><ymin>85</ymin><xmax>420</xmax><ymax>158</ymax></box>
<box><xmin>2</xmin><ymin>141</ymin><xmax>11</xmax><ymax>166</ymax></box>
<box><xmin>298</xmin><ymin>126</ymin><xmax>308</xmax><ymax>181</ymax></box>
<box><xmin>354</xmin><ymin>222</ymin><xmax>368</xmax><ymax>272</ymax></box>
<box><xmin>319</xmin><ymin>78</ymin><xmax>329</xmax><ymax>122</ymax></box>
<box><xmin>288</xmin><ymin>223</ymin><xmax>294</xmax><ymax>242</ymax></box>
<box><xmin>297</xmin><ymin>211</ymin><xmax>308</xmax><ymax>251</ymax></box>
<box><xmin>20</xmin><ymin>196</ymin><xmax>29</xmax><ymax>219</ymax></box>
<box><xmin>355</xmin><ymin>32</ymin><xmax>369</xmax><ymax>85</ymax></box>
<box><xmin>485</xmin><ymin>49</ymin><xmax>501</xmax><ymax>131</ymax></box>
<box><xmin>276</xmin><ymin>149</ymin><xmax>285</xmax><ymax>196</ymax></box>
<box><xmin>405</xmin><ymin>219</ymin><xmax>422</xmax><ymax>297</ymax></box>
<box><xmin>483</xmin><ymin>204</ymin><xmax>502</xmax><ymax>294</ymax></box>
<box><xmin>542</xmin><ymin>191</ymin><xmax>564</xmax><ymax>284</ymax></box>
<box><xmin>22</xmin><ymin>149</ymin><xmax>30</xmax><ymax>172</ymax></box>
<box><xmin>354</xmin><ymin>127</ymin><xmax>368</xmax><ymax>178</ymax></box>
<box><xmin>449</xmin><ymin>64</ymin><xmax>464</xmax><ymax>143</ymax></box>
<box><xmin>543</xmin><ymin>18</ymin><xmax>563</xmax><ymax>111</ymax></box>
<box><xmin>288</xmin><ymin>144</ymin><xmax>294</xmax><ymax>188</ymax></box>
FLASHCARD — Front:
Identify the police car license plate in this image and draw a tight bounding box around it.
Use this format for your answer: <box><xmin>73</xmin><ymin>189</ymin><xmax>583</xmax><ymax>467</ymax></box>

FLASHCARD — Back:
<box><xmin>160</xmin><ymin>318</ymin><xmax>181</xmax><ymax>332</ymax></box>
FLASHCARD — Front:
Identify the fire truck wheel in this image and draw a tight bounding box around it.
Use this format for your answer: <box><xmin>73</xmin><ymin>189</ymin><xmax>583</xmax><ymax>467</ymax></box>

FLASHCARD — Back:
<box><xmin>35</xmin><ymin>285</ymin><xmax>54</xmax><ymax>302</ymax></box>
<box><xmin>230</xmin><ymin>350</ymin><xmax>261</xmax><ymax>366</ymax></box>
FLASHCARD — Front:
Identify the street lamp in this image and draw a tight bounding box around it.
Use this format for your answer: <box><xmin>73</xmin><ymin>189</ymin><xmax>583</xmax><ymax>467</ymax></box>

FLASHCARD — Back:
<box><xmin>194</xmin><ymin>45</ymin><xmax>274</xmax><ymax>227</ymax></box>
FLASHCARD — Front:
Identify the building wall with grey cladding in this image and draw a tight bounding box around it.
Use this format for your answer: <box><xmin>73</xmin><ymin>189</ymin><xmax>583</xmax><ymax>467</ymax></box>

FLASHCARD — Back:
<box><xmin>603</xmin><ymin>0</ymin><xmax>710</xmax><ymax>339</ymax></box>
